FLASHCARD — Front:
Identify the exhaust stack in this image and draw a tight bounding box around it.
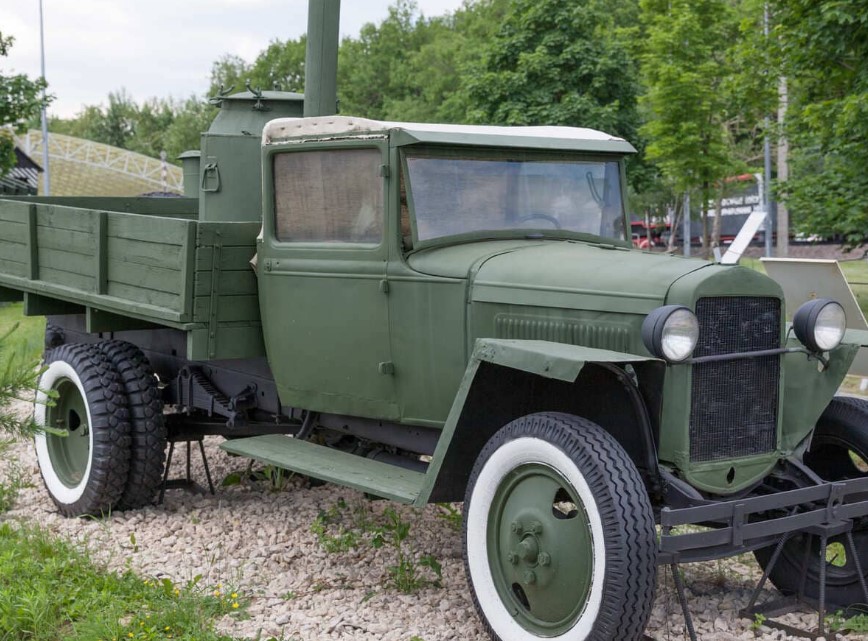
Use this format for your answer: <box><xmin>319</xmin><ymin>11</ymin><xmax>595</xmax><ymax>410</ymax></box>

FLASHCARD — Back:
<box><xmin>303</xmin><ymin>0</ymin><xmax>341</xmax><ymax>117</ymax></box>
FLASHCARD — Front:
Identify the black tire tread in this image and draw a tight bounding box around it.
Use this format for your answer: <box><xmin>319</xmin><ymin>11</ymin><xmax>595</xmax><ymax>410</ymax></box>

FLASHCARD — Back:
<box><xmin>463</xmin><ymin>412</ymin><xmax>657</xmax><ymax>641</ymax></box>
<box><xmin>40</xmin><ymin>344</ymin><xmax>131</xmax><ymax>517</ymax></box>
<box><xmin>97</xmin><ymin>340</ymin><xmax>166</xmax><ymax>510</ymax></box>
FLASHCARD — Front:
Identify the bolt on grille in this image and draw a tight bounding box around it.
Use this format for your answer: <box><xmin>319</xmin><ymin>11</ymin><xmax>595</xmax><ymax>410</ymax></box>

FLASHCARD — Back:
<box><xmin>689</xmin><ymin>296</ymin><xmax>781</xmax><ymax>462</ymax></box>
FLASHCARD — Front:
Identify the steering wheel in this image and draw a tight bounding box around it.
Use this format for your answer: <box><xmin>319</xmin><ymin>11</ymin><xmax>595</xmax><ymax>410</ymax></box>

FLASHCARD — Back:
<box><xmin>517</xmin><ymin>213</ymin><xmax>562</xmax><ymax>229</ymax></box>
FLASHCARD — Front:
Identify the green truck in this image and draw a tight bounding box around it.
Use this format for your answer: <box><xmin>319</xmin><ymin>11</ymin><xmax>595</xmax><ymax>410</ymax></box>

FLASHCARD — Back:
<box><xmin>3</xmin><ymin>2</ymin><xmax>868</xmax><ymax>640</ymax></box>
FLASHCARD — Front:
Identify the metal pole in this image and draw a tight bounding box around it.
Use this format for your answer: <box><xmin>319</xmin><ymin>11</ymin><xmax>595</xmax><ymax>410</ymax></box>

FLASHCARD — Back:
<box><xmin>38</xmin><ymin>0</ymin><xmax>50</xmax><ymax>195</ymax></box>
<box><xmin>683</xmin><ymin>192</ymin><xmax>691</xmax><ymax>257</ymax></box>
<box><xmin>763</xmin><ymin>5</ymin><xmax>773</xmax><ymax>258</ymax></box>
<box><xmin>303</xmin><ymin>0</ymin><xmax>341</xmax><ymax>117</ymax></box>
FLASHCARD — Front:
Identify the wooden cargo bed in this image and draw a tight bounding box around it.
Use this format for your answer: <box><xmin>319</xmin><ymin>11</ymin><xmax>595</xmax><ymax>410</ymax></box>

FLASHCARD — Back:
<box><xmin>0</xmin><ymin>198</ymin><xmax>262</xmax><ymax>360</ymax></box>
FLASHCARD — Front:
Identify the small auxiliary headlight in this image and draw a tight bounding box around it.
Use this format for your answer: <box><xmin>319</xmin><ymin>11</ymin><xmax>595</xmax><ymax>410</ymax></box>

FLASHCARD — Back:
<box><xmin>793</xmin><ymin>298</ymin><xmax>846</xmax><ymax>353</ymax></box>
<box><xmin>642</xmin><ymin>305</ymin><xmax>700</xmax><ymax>362</ymax></box>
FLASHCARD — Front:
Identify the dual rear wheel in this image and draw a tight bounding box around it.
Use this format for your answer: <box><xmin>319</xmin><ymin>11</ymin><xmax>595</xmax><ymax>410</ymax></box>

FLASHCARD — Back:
<box><xmin>34</xmin><ymin>341</ymin><xmax>166</xmax><ymax>516</ymax></box>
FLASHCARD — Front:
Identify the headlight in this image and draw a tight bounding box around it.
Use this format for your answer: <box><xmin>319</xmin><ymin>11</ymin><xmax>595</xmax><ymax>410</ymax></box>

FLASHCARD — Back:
<box><xmin>793</xmin><ymin>298</ymin><xmax>846</xmax><ymax>352</ymax></box>
<box><xmin>642</xmin><ymin>305</ymin><xmax>700</xmax><ymax>362</ymax></box>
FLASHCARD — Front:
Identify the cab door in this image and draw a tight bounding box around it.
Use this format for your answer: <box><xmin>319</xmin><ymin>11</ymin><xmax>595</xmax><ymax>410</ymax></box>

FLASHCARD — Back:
<box><xmin>258</xmin><ymin>139</ymin><xmax>398</xmax><ymax>419</ymax></box>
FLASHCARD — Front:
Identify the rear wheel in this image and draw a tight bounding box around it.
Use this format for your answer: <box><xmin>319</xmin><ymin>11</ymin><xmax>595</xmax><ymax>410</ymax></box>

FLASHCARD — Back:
<box><xmin>755</xmin><ymin>396</ymin><xmax>868</xmax><ymax>606</ymax></box>
<box><xmin>97</xmin><ymin>340</ymin><xmax>166</xmax><ymax>509</ymax></box>
<box><xmin>34</xmin><ymin>344</ymin><xmax>130</xmax><ymax>517</ymax></box>
<box><xmin>463</xmin><ymin>412</ymin><xmax>656</xmax><ymax>641</ymax></box>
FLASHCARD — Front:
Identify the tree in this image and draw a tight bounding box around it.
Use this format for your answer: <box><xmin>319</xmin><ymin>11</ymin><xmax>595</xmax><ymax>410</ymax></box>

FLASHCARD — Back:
<box><xmin>639</xmin><ymin>0</ymin><xmax>743</xmax><ymax>254</ymax></box>
<box><xmin>0</xmin><ymin>325</ymin><xmax>45</xmax><ymax>440</ymax></box>
<box><xmin>770</xmin><ymin>0</ymin><xmax>868</xmax><ymax>244</ymax></box>
<box><xmin>464</xmin><ymin>0</ymin><xmax>640</xmax><ymax>137</ymax></box>
<box><xmin>0</xmin><ymin>32</ymin><xmax>51</xmax><ymax>175</ymax></box>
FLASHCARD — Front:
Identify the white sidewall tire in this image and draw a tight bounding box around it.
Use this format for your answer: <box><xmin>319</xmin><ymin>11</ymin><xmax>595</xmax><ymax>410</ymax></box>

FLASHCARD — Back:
<box><xmin>34</xmin><ymin>360</ymin><xmax>95</xmax><ymax>505</ymax></box>
<box><xmin>466</xmin><ymin>436</ymin><xmax>606</xmax><ymax>641</ymax></box>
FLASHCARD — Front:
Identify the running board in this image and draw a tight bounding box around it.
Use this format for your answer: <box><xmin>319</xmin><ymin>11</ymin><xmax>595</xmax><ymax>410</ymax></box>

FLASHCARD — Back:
<box><xmin>219</xmin><ymin>435</ymin><xmax>426</xmax><ymax>504</ymax></box>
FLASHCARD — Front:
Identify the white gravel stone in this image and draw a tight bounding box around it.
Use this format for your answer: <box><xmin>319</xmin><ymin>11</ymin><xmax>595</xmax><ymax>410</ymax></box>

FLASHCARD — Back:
<box><xmin>0</xmin><ymin>403</ymin><xmax>857</xmax><ymax>640</ymax></box>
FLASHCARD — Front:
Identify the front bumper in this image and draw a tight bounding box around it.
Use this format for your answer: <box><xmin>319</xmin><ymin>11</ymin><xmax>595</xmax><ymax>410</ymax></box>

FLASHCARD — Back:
<box><xmin>659</xmin><ymin>476</ymin><xmax>868</xmax><ymax>564</ymax></box>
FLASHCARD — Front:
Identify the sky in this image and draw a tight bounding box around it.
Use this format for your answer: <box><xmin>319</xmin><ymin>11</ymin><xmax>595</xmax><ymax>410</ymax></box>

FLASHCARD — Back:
<box><xmin>1</xmin><ymin>0</ymin><xmax>467</xmax><ymax>119</ymax></box>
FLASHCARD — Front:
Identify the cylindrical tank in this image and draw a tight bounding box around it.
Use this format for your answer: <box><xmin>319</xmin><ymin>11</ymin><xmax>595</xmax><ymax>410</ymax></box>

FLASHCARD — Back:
<box><xmin>198</xmin><ymin>91</ymin><xmax>304</xmax><ymax>222</ymax></box>
<box><xmin>178</xmin><ymin>150</ymin><xmax>200</xmax><ymax>198</ymax></box>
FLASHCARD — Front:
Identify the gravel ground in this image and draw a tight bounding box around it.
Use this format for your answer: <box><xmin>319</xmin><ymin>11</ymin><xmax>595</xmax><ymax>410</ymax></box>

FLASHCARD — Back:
<box><xmin>0</xmin><ymin>399</ymin><xmax>863</xmax><ymax>641</ymax></box>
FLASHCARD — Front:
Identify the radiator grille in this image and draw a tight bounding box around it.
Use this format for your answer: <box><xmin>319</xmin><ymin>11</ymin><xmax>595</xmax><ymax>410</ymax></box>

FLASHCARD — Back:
<box><xmin>689</xmin><ymin>297</ymin><xmax>781</xmax><ymax>462</ymax></box>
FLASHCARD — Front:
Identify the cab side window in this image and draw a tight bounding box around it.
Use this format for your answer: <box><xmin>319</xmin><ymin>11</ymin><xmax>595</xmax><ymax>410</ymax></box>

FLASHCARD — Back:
<box><xmin>274</xmin><ymin>148</ymin><xmax>383</xmax><ymax>244</ymax></box>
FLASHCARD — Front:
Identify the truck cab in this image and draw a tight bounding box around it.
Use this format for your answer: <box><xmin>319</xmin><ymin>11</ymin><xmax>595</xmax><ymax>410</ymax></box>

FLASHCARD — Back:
<box><xmin>257</xmin><ymin>117</ymin><xmax>636</xmax><ymax>427</ymax></box>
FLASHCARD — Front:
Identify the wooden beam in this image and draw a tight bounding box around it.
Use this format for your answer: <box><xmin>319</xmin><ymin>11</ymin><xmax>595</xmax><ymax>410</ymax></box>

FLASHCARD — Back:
<box><xmin>0</xmin><ymin>286</ymin><xmax>23</xmax><ymax>303</ymax></box>
<box><xmin>86</xmin><ymin>307</ymin><xmax>161</xmax><ymax>333</ymax></box>
<box><xmin>23</xmin><ymin>292</ymin><xmax>85</xmax><ymax>316</ymax></box>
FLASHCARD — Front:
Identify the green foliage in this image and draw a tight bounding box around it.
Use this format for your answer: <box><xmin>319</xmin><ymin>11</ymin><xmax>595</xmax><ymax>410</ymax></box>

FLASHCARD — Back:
<box><xmin>639</xmin><ymin>0</ymin><xmax>740</xmax><ymax>194</ymax></box>
<box><xmin>310</xmin><ymin>498</ymin><xmax>442</xmax><ymax>593</ymax></box>
<box><xmin>0</xmin><ymin>32</ymin><xmax>51</xmax><ymax>174</ymax></box>
<box><xmin>829</xmin><ymin>608</ymin><xmax>868</xmax><ymax>633</ymax></box>
<box><xmin>0</xmin><ymin>522</ymin><xmax>245</xmax><ymax>641</ymax></box>
<box><xmin>373</xmin><ymin>508</ymin><xmax>443</xmax><ymax>593</ymax></box>
<box><xmin>750</xmin><ymin>612</ymin><xmax>766</xmax><ymax>630</ymax></box>
<box><xmin>0</xmin><ymin>322</ymin><xmax>46</xmax><ymax>440</ymax></box>
<box><xmin>771</xmin><ymin>0</ymin><xmax>868</xmax><ymax>244</ymax></box>
<box><xmin>435</xmin><ymin>502</ymin><xmax>462</xmax><ymax>531</ymax></box>
<box><xmin>464</xmin><ymin>0</ymin><xmax>639</xmax><ymax>137</ymax></box>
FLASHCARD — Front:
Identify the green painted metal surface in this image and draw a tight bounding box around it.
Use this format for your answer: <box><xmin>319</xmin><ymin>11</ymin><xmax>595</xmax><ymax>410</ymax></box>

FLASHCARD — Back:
<box><xmin>415</xmin><ymin>339</ymin><xmax>658</xmax><ymax>505</ymax></box>
<box><xmin>487</xmin><ymin>463</ymin><xmax>593</xmax><ymax>635</ymax></box>
<box><xmin>303</xmin><ymin>0</ymin><xmax>340</xmax><ymax>117</ymax></box>
<box><xmin>45</xmin><ymin>378</ymin><xmax>90</xmax><ymax>488</ymax></box>
<box><xmin>219</xmin><ymin>434</ymin><xmax>425</xmax><ymax>503</ymax></box>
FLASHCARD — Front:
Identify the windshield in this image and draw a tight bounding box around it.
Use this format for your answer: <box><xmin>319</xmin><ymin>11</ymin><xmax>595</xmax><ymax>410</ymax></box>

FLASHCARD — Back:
<box><xmin>404</xmin><ymin>152</ymin><xmax>625</xmax><ymax>243</ymax></box>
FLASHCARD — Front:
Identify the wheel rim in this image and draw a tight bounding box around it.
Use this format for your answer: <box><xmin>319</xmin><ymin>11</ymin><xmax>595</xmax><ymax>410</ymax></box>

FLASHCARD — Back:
<box><xmin>785</xmin><ymin>430</ymin><xmax>868</xmax><ymax>593</ymax></box>
<box><xmin>44</xmin><ymin>378</ymin><xmax>91</xmax><ymax>488</ymax></box>
<box><xmin>487</xmin><ymin>463</ymin><xmax>594</xmax><ymax>636</ymax></box>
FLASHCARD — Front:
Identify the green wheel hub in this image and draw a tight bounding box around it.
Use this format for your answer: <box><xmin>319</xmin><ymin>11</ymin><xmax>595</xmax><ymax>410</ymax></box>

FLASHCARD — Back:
<box><xmin>487</xmin><ymin>463</ymin><xmax>595</xmax><ymax>636</ymax></box>
<box><xmin>44</xmin><ymin>378</ymin><xmax>91</xmax><ymax>488</ymax></box>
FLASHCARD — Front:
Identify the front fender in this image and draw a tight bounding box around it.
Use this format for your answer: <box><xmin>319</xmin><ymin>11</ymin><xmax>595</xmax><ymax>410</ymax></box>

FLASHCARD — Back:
<box><xmin>414</xmin><ymin>339</ymin><xmax>662</xmax><ymax>505</ymax></box>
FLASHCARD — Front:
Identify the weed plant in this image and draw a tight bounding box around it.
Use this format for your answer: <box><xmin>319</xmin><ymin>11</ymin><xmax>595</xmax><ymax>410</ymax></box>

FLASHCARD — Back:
<box><xmin>0</xmin><ymin>522</ymin><xmax>247</xmax><ymax>641</ymax></box>
<box><xmin>310</xmin><ymin>498</ymin><xmax>442</xmax><ymax>593</ymax></box>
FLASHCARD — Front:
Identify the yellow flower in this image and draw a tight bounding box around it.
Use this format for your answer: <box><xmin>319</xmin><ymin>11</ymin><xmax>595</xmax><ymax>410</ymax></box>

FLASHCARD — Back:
<box><xmin>232</xmin><ymin>602</ymin><xmax>239</xmax><ymax>609</ymax></box>
<box><xmin>164</xmin><ymin>627</ymin><xmax>171</xmax><ymax>631</ymax></box>
<box><xmin>213</xmin><ymin>590</ymin><xmax>221</xmax><ymax>597</ymax></box>
<box><xmin>127</xmin><ymin>634</ymin><xmax>134</xmax><ymax>639</ymax></box>
<box><xmin>231</xmin><ymin>593</ymin><xmax>238</xmax><ymax>599</ymax></box>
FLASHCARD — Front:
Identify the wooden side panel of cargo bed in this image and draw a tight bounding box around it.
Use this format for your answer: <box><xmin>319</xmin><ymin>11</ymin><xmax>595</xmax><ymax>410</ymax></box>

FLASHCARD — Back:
<box><xmin>0</xmin><ymin>200</ymin><xmax>196</xmax><ymax>325</ymax></box>
<box><xmin>187</xmin><ymin>222</ymin><xmax>263</xmax><ymax>360</ymax></box>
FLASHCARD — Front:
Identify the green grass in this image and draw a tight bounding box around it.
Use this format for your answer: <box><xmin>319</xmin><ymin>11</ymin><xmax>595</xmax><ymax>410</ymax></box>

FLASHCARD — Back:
<box><xmin>0</xmin><ymin>521</ymin><xmax>247</xmax><ymax>641</ymax></box>
<box><xmin>0</xmin><ymin>302</ymin><xmax>45</xmax><ymax>369</ymax></box>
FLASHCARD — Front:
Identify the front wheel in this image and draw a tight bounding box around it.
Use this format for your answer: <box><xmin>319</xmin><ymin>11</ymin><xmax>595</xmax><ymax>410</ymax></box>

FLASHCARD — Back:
<box><xmin>755</xmin><ymin>396</ymin><xmax>868</xmax><ymax>606</ymax></box>
<box><xmin>463</xmin><ymin>413</ymin><xmax>656</xmax><ymax>641</ymax></box>
<box><xmin>34</xmin><ymin>344</ymin><xmax>131</xmax><ymax>517</ymax></box>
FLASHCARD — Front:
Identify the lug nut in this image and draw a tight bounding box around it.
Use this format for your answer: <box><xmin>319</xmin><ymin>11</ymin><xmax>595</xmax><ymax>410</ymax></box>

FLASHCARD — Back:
<box><xmin>510</xmin><ymin>521</ymin><xmax>523</xmax><ymax>534</ymax></box>
<box><xmin>530</xmin><ymin>521</ymin><xmax>543</xmax><ymax>535</ymax></box>
<box><xmin>507</xmin><ymin>552</ymin><xmax>518</xmax><ymax>565</ymax></box>
<box><xmin>524</xmin><ymin>571</ymin><xmax>537</xmax><ymax>585</ymax></box>
<box><xmin>538</xmin><ymin>552</ymin><xmax>551</xmax><ymax>567</ymax></box>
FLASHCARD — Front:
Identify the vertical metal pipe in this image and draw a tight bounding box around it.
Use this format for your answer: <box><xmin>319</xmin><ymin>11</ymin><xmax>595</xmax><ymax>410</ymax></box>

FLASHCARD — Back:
<box><xmin>683</xmin><ymin>192</ymin><xmax>691</xmax><ymax>257</ymax></box>
<box><xmin>763</xmin><ymin>6</ymin><xmax>773</xmax><ymax>258</ymax></box>
<box><xmin>303</xmin><ymin>0</ymin><xmax>341</xmax><ymax>117</ymax></box>
<box><xmin>38</xmin><ymin>0</ymin><xmax>50</xmax><ymax>195</ymax></box>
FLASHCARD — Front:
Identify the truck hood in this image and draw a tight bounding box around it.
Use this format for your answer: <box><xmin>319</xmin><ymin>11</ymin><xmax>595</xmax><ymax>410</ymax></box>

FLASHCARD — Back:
<box><xmin>409</xmin><ymin>240</ymin><xmax>712</xmax><ymax>314</ymax></box>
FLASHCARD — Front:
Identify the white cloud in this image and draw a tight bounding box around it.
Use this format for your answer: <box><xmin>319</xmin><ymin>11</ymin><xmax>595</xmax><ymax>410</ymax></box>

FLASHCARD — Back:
<box><xmin>1</xmin><ymin>0</ymin><xmax>466</xmax><ymax>118</ymax></box>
